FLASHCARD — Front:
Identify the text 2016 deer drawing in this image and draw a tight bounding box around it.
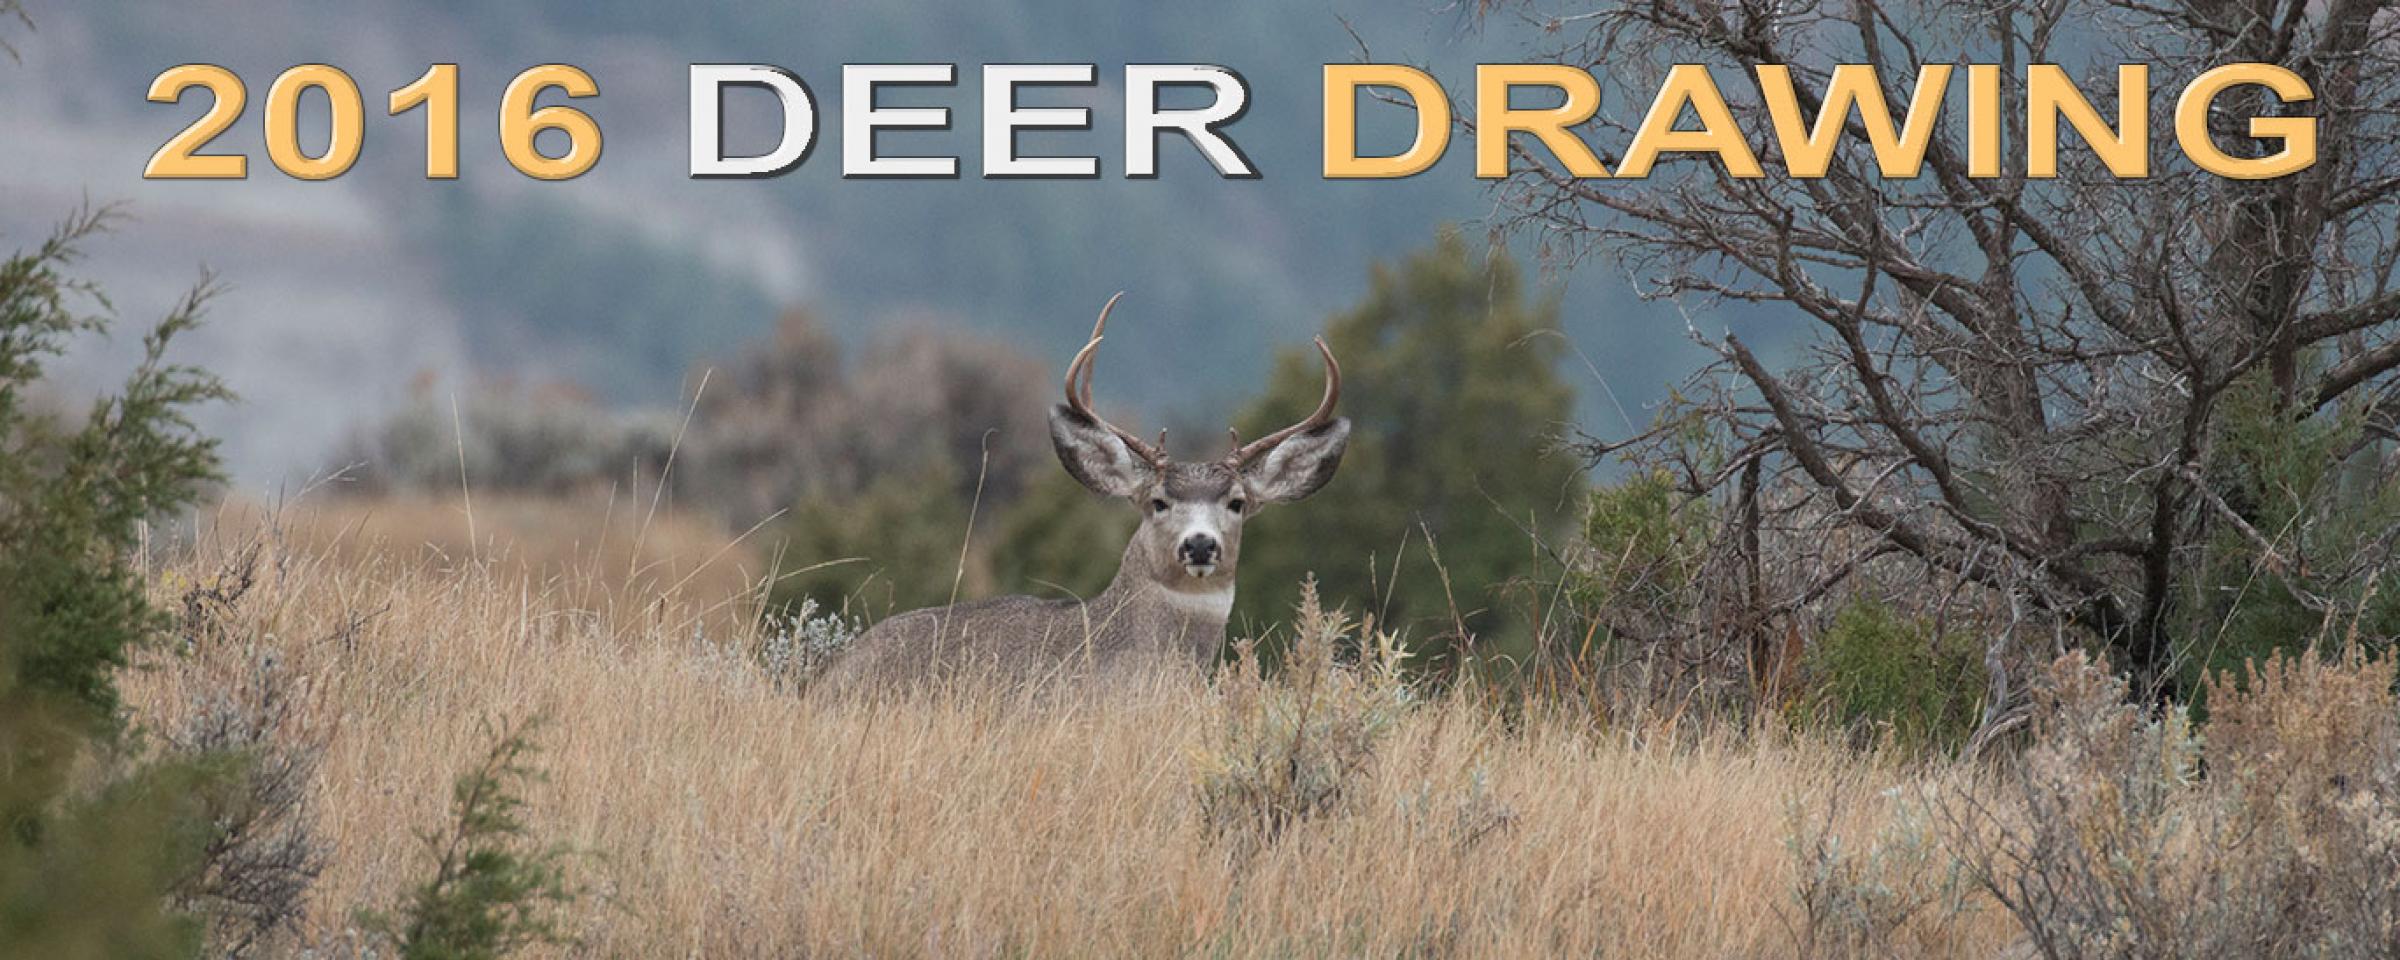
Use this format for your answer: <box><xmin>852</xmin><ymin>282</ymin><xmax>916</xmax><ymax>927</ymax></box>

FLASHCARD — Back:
<box><xmin>816</xmin><ymin>293</ymin><xmax>1349</xmax><ymax>690</ymax></box>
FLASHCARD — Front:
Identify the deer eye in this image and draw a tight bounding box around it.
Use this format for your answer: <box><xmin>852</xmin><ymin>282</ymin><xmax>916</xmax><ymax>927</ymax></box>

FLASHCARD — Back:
<box><xmin>1150</xmin><ymin>498</ymin><xmax>1170</xmax><ymax>515</ymax></box>
<box><xmin>1227</xmin><ymin>498</ymin><xmax>1246</xmax><ymax>515</ymax></box>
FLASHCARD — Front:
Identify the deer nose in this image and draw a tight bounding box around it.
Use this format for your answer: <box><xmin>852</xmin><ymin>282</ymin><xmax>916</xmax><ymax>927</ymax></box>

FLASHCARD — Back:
<box><xmin>1178</xmin><ymin>534</ymin><xmax>1220</xmax><ymax>565</ymax></box>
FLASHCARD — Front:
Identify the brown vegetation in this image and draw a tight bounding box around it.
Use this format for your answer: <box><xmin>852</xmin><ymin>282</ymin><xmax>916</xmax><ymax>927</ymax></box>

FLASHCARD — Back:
<box><xmin>123</xmin><ymin>497</ymin><xmax>2400</xmax><ymax>957</ymax></box>
<box><xmin>124</xmin><ymin>500</ymin><xmax>2015</xmax><ymax>957</ymax></box>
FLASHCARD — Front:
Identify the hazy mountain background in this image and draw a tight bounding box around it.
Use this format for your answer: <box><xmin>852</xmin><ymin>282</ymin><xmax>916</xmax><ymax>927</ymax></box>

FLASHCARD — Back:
<box><xmin>0</xmin><ymin>0</ymin><xmax>1719</xmax><ymax>488</ymax></box>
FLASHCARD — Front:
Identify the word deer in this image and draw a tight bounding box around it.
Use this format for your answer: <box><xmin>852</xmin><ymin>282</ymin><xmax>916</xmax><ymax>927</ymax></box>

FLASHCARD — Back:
<box><xmin>815</xmin><ymin>293</ymin><xmax>1349</xmax><ymax>691</ymax></box>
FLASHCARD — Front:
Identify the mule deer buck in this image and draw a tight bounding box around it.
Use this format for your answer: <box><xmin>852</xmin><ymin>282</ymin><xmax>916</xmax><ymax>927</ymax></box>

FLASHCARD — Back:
<box><xmin>814</xmin><ymin>293</ymin><xmax>1349</xmax><ymax>691</ymax></box>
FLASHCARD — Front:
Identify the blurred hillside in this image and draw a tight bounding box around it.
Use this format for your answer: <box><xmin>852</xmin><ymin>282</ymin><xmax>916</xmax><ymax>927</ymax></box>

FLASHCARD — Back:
<box><xmin>0</xmin><ymin>0</ymin><xmax>1708</xmax><ymax>487</ymax></box>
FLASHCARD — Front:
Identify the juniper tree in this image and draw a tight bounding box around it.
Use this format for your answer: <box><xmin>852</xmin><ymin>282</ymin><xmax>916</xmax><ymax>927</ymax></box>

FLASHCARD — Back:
<box><xmin>0</xmin><ymin>205</ymin><xmax>240</xmax><ymax>956</ymax></box>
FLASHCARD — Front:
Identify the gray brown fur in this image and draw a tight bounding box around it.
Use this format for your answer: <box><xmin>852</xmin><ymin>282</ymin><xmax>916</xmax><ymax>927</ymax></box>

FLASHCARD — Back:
<box><xmin>809</xmin><ymin>535</ymin><xmax>1235</xmax><ymax>692</ymax></box>
<box><xmin>811</xmin><ymin>299</ymin><xmax>1349</xmax><ymax>695</ymax></box>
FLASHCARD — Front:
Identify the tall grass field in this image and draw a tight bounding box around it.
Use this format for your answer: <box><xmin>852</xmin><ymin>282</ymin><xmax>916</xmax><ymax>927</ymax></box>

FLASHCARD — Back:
<box><xmin>123</xmin><ymin>498</ymin><xmax>2400</xmax><ymax>957</ymax></box>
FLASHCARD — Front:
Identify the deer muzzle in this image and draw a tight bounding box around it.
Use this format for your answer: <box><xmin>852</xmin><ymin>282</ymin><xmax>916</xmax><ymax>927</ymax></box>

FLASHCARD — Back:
<box><xmin>1177</xmin><ymin>533</ymin><xmax>1221</xmax><ymax>577</ymax></box>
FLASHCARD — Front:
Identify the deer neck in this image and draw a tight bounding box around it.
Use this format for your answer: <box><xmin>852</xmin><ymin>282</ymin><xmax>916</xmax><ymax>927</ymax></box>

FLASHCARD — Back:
<box><xmin>1098</xmin><ymin>537</ymin><xmax>1235</xmax><ymax>633</ymax></box>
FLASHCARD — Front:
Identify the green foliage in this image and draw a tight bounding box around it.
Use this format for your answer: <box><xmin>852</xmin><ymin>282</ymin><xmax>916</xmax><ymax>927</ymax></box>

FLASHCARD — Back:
<box><xmin>2178</xmin><ymin>370</ymin><xmax>2400</xmax><ymax>688</ymax></box>
<box><xmin>1</xmin><ymin>751</ymin><xmax>241</xmax><ymax>958</ymax></box>
<box><xmin>768</xmin><ymin>232</ymin><xmax>1583</xmax><ymax>650</ymax></box>
<box><xmin>1581</xmin><ymin>471</ymin><xmax>1707</xmax><ymax>577</ymax></box>
<box><xmin>768</xmin><ymin>450</ymin><xmax>1140</xmax><ymax>622</ymax></box>
<box><xmin>361</xmin><ymin>717</ymin><xmax>577</xmax><ymax>960</ymax></box>
<box><xmin>986</xmin><ymin>469</ymin><xmax>1135</xmax><ymax>601</ymax></box>
<box><xmin>0</xmin><ymin>207</ymin><xmax>237</xmax><ymax>957</ymax></box>
<box><xmin>693</xmin><ymin>311</ymin><xmax>1075</xmax><ymax>617</ymax></box>
<box><xmin>1801</xmin><ymin>602</ymin><xmax>1983</xmax><ymax>752</ymax></box>
<box><xmin>768</xmin><ymin>457</ymin><xmax>977</xmax><ymax>620</ymax></box>
<box><xmin>1573</xmin><ymin>469</ymin><xmax>1713</xmax><ymax>630</ymax></box>
<box><xmin>1231</xmin><ymin>231</ymin><xmax>1583</xmax><ymax>663</ymax></box>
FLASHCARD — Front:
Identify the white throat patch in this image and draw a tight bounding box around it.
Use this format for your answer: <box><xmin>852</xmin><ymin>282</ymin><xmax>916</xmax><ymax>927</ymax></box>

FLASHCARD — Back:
<box><xmin>1152</xmin><ymin>584</ymin><xmax>1235</xmax><ymax>621</ymax></box>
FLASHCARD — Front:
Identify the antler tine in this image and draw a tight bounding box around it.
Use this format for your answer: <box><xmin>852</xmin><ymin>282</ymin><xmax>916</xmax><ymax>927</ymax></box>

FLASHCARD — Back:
<box><xmin>1063</xmin><ymin>336</ymin><xmax>1103</xmax><ymax>408</ymax></box>
<box><xmin>1226</xmin><ymin>335</ymin><xmax>1342</xmax><ymax>467</ymax></box>
<box><xmin>1078</xmin><ymin>291</ymin><xmax>1122</xmax><ymax>409</ymax></box>
<box><xmin>1061</xmin><ymin>293</ymin><xmax>1168</xmax><ymax>467</ymax></box>
<box><xmin>1309</xmin><ymin>335</ymin><xmax>1341</xmax><ymax>420</ymax></box>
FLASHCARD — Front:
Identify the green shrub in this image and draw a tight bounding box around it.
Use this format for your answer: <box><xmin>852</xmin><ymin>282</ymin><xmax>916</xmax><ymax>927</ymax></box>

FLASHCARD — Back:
<box><xmin>985</xmin><ymin>469</ymin><xmax>1134</xmax><ymax>602</ymax></box>
<box><xmin>2175</xmin><ymin>370</ymin><xmax>2400</xmax><ymax>691</ymax></box>
<box><xmin>1568</xmin><ymin>468</ymin><xmax>1716</xmax><ymax>652</ymax></box>
<box><xmin>1578</xmin><ymin>470</ymin><xmax>1710</xmax><ymax>599</ymax></box>
<box><xmin>767</xmin><ymin>457</ymin><xmax>978</xmax><ymax>620</ymax></box>
<box><xmin>360</xmin><ymin>717</ymin><xmax>578</xmax><ymax>959</ymax></box>
<box><xmin>0</xmin><ymin>207</ymin><xmax>248</xmax><ymax>958</ymax></box>
<box><xmin>1801</xmin><ymin>602</ymin><xmax>1983</xmax><ymax>753</ymax></box>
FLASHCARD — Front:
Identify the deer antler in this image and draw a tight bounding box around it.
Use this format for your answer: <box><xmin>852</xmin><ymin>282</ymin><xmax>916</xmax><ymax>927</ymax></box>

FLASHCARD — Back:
<box><xmin>1224</xmin><ymin>336</ymin><xmax>1340</xmax><ymax>468</ymax></box>
<box><xmin>1063</xmin><ymin>292</ymin><xmax>1171</xmax><ymax>468</ymax></box>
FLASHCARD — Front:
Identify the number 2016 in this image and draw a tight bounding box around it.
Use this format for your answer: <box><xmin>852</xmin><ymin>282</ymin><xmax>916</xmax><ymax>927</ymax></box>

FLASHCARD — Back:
<box><xmin>144</xmin><ymin>64</ymin><xmax>602</xmax><ymax>181</ymax></box>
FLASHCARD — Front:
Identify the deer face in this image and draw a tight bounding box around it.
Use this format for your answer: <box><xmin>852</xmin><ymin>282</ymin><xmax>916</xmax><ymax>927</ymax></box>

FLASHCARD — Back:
<box><xmin>1051</xmin><ymin>423</ymin><xmax>1350</xmax><ymax>587</ymax></box>
<box><xmin>1046</xmin><ymin>293</ymin><xmax>1349</xmax><ymax>592</ymax></box>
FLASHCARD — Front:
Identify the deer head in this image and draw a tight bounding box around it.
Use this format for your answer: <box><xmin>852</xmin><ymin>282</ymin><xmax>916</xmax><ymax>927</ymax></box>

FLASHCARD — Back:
<box><xmin>1047</xmin><ymin>292</ymin><xmax>1349</xmax><ymax>594</ymax></box>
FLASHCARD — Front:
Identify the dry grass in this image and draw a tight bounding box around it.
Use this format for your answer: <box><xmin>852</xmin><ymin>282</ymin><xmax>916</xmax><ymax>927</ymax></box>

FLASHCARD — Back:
<box><xmin>225</xmin><ymin>492</ymin><xmax>770</xmax><ymax>636</ymax></box>
<box><xmin>122</xmin><ymin>498</ymin><xmax>2021</xmax><ymax>958</ymax></box>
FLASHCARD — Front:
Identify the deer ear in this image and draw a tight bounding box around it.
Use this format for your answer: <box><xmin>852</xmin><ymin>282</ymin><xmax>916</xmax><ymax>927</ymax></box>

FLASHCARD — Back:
<box><xmin>1050</xmin><ymin>404</ymin><xmax>1157</xmax><ymax>498</ymax></box>
<box><xmin>1242</xmin><ymin>417</ymin><xmax>1349</xmax><ymax>504</ymax></box>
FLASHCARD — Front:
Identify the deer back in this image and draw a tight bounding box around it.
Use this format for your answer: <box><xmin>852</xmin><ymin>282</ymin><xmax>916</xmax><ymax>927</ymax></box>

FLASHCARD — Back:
<box><xmin>811</xmin><ymin>585</ymin><xmax>1227</xmax><ymax>694</ymax></box>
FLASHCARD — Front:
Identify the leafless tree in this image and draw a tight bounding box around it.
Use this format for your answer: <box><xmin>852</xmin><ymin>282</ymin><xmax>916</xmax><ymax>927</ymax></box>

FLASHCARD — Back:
<box><xmin>1481</xmin><ymin>0</ymin><xmax>2400</xmax><ymax>698</ymax></box>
